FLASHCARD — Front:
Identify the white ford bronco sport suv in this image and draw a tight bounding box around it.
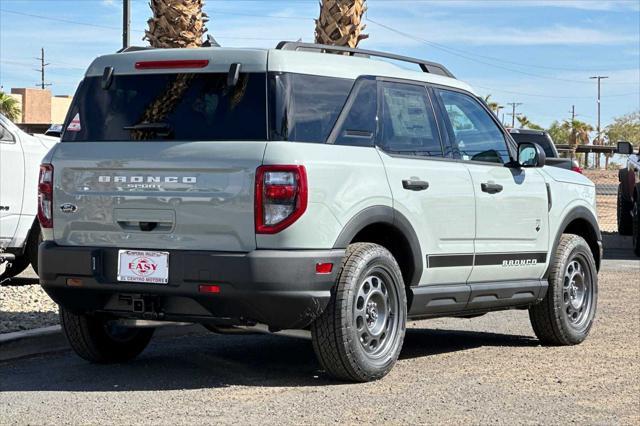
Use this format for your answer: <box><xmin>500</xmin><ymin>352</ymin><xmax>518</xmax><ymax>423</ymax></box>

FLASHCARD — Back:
<box><xmin>39</xmin><ymin>42</ymin><xmax>602</xmax><ymax>382</ymax></box>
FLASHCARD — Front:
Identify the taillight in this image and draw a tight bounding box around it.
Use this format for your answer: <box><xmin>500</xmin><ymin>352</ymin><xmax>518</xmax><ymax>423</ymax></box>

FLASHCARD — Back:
<box><xmin>255</xmin><ymin>165</ymin><xmax>307</xmax><ymax>234</ymax></box>
<box><xmin>38</xmin><ymin>164</ymin><xmax>54</xmax><ymax>229</ymax></box>
<box><xmin>571</xmin><ymin>165</ymin><xmax>583</xmax><ymax>174</ymax></box>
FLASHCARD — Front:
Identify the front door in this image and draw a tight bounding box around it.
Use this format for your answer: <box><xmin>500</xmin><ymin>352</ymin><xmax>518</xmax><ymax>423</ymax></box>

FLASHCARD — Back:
<box><xmin>434</xmin><ymin>88</ymin><xmax>549</xmax><ymax>282</ymax></box>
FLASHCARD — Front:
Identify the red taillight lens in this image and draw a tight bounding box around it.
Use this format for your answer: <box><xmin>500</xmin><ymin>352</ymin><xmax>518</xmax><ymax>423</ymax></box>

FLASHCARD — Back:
<box><xmin>134</xmin><ymin>60</ymin><xmax>209</xmax><ymax>70</ymax></box>
<box><xmin>255</xmin><ymin>165</ymin><xmax>307</xmax><ymax>234</ymax></box>
<box><xmin>38</xmin><ymin>164</ymin><xmax>54</xmax><ymax>229</ymax></box>
<box><xmin>571</xmin><ymin>165</ymin><xmax>583</xmax><ymax>174</ymax></box>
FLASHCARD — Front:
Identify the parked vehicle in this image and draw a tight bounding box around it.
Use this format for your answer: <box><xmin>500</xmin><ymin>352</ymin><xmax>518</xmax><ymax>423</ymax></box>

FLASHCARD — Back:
<box><xmin>509</xmin><ymin>128</ymin><xmax>582</xmax><ymax>173</ymax></box>
<box><xmin>0</xmin><ymin>113</ymin><xmax>58</xmax><ymax>279</ymax></box>
<box><xmin>616</xmin><ymin>141</ymin><xmax>640</xmax><ymax>256</ymax></box>
<box><xmin>39</xmin><ymin>42</ymin><xmax>602</xmax><ymax>382</ymax></box>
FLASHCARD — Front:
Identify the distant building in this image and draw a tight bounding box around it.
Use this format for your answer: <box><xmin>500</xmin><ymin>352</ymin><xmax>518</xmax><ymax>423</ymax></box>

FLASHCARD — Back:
<box><xmin>9</xmin><ymin>88</ymin><xmax>72</xmax><ymax>124</ymax></box>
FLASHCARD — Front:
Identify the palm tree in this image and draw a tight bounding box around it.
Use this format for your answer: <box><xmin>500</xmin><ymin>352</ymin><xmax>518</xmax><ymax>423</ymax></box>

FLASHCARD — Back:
<box><xmin>565</xmin><ymin>119</ymin><xmax>593</xmax><ymax>146</ymax></box>
<box><xmin>145</xmin><ymin>0</ymin><xmax>208</xmax><ymax>48</ymax></box>
<box><xmin>483</xmin><ymin>94</ymin><xmax>499</xmax><ymax>114</ymax></box>
<box><xmin>136</xmin><ymin>1</ymin><xmax>209</xmax><ymax>139</ymax></box>
<box><xmin>0</xmin><ymin>92</ymin><xmax>21</xmax><ymax>122</ymax></box>
<box><xmin>516</xmin><ymin>115</ymin><xmax>543</xmax><ymax>130</ymax></box>
<box><xmin>315</xmin><ymin>0</ymin><xmax>368</xmax><ymax>48</ymax></box>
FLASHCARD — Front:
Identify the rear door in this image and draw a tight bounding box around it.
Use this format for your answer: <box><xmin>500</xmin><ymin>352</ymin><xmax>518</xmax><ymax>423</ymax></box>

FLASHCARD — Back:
<box><xmin>434</xmin><ymin>88</ymin><xmax>549</xmax><ymax>282</ymax></box>
<box><xmin>53</xmin><ymin>67</ymin><xmax>269</xmax><ymax>252</ymax></box>
<box><xmin>375</xmin><ymin>80</ymin><xmax>476</xmax><ymax>290</ymax></box>
<box><xmin>0</xmin><ymin>120</ymin><xmax>24</xmax><ymax>248</ymax></box>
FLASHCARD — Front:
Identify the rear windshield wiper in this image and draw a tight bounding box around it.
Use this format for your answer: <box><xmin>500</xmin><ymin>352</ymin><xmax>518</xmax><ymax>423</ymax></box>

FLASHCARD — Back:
<box><xmin>123</xmin><ymin>122</ymin><xmax>172</xmax><ymax>134</ymax></box>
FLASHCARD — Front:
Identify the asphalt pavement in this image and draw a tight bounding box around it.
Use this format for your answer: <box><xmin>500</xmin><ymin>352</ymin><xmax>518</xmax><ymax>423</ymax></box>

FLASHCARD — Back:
<box><xmin>0</xmin><ymin>256</ymin><xmax>638</xmax><ymax>425</ymax></box>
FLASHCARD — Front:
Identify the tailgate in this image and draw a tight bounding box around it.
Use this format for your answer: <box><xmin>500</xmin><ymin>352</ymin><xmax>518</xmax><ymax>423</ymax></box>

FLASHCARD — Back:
<box><xmin>51</xmin><ymin>141</ymin><xmax>265</xmax><ymax>251</ymax></box>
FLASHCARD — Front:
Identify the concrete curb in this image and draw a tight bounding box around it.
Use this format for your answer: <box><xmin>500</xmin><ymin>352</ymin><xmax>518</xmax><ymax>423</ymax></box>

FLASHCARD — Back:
<box><xmin>0</xmin><ymin>324</ymin><xmax>207</xmax><ymax>363</ymax></box>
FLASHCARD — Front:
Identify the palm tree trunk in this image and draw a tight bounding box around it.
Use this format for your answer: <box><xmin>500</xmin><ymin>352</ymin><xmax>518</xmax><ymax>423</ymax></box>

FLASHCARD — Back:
<box><xmin>145</xmin><ymin>0</ymin><xmax>208</xmax><ymax>48</ymax></box>
<box><xmin>315</xmin><ymin>0</ymin><xmax>368</xmax><ymax>48</ymax></box>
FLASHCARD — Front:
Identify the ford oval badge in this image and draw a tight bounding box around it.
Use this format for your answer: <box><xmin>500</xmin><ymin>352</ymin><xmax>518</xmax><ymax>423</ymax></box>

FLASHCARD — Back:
<box><xmin>60</xmin><ymin>203</ymin><xmax>78</xmax><ymax>213</ymax></box>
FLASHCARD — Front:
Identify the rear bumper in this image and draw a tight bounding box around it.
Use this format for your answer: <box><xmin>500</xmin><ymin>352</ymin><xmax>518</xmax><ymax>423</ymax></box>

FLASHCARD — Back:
<box><xmin>39</xmin><ymin>241</ymin><xmax>344</xmax><ymax>329</ymax></box>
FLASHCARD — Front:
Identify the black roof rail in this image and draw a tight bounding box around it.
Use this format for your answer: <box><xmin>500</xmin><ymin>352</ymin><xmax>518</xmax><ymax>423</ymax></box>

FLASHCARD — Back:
<box><xmin>117</xmin><ymin>46</ymin><xmax>156</xmax><ymax>53</ymax></box>
<box><xmin>275</xmin><ymin>41</ymin><xmax>455</xmax><ymax>79</ymax></box>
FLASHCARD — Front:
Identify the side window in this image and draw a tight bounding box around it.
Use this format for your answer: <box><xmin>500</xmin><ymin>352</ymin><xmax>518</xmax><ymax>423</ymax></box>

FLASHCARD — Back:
<box><xmin>378</xmin><ymin>82</ymin><xmax>443</xmax><ymax>157</ymax></box>
<box><xmin>436</xmin><ymin>89</ymin><xmax>510</xmax><ymax>164</ymax></box>
<box><xmin>0</xmin><ymin>124</ymin><xmax>15</xmax><ymax>143</ymax></box>
<box><xmin>333</xmin><ymin>79</ymin><xmax>377</xmax><ymax>147</ymax></box>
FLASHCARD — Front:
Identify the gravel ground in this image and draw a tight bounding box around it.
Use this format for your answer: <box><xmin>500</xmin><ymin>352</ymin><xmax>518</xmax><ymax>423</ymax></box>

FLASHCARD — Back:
<box><xmin>0</xmin><ymin>267</ymin><xmax>58</xmax><ymax>334</ymax></box>
<box><xmin>0</xmin><ymin>254</ymin><xmax>638</xmax><ymax>424</ymax></box>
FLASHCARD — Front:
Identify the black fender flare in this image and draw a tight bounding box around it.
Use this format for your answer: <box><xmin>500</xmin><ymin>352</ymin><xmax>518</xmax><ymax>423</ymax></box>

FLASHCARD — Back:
<box><xmin>547</xmin><ymin>206</ymin><xmax>602</xmax><ymax>276</ymax></box>
<box><xmin>333</xmin><ymin>205</ymin><xmax>423</xmax><ymax>286</ymax></box>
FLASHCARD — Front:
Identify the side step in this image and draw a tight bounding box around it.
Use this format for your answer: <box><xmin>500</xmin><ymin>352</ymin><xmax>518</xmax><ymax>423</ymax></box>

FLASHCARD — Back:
<box><xmin>408</xmin><ymin>279</ymin><xmax>548</xmax><ymax>318</ymax></box>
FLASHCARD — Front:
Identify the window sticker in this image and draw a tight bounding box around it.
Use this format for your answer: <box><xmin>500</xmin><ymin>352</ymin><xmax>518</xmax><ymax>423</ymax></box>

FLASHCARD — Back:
<box><xmin>67</xmin><ymin>113</ymin><xmax>82</xmax><ymax>132</ymax></box>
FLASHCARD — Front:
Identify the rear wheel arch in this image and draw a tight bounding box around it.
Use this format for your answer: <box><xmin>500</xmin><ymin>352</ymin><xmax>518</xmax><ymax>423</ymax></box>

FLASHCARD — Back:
<box><xmin>333</xmin><ymin>206</ymin><xmax>423</xmax><ymax>288</ymax></box>
<box><xmin>549</xmin><ymin>207</ymin><xmax>601</xmax><ymax>274</ymax></box>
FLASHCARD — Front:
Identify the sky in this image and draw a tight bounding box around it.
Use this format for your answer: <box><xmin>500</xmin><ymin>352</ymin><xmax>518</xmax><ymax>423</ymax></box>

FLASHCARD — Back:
<box><xmin>0</xmin><ymin>0</ymin><xmax>638</xmax><ymax>130</ymax></box>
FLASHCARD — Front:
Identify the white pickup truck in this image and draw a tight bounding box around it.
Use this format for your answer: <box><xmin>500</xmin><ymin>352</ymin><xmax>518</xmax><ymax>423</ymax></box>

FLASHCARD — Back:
<box><xmin>0</xmin><ymin>113</ymin><xmax>58</xmax><ymax>279</ymax></box>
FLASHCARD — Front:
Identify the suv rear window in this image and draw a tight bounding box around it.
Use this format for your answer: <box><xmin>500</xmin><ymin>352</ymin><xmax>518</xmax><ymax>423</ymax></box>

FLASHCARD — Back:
<box><xmin>62</xmin><ymin>73</ymin><xmax>267</xmax><ymax>142</ymax></box>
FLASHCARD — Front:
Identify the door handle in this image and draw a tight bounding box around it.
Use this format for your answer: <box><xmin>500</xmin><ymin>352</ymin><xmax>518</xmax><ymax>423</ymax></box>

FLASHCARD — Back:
<box><xmin>481</xmin><ymin>182</ymin><xmax>503</xmax><ymax>194</ymax></box>
<box><xmin>402</xmin><ymin>179</ymin><xmax>429</xmax><ymax>191</ymax></box>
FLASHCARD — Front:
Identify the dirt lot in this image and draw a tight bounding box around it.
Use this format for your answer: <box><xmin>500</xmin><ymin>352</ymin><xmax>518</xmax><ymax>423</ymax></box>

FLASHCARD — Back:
<box><xmin>584</xmin><ymin>169</ymin><xmax>619</xmax><ymax>233</ymax></box>
<box><xmin>1</xmin><ymin>252</ymin><xmax>638</xmax><ymax>425</ymax></box>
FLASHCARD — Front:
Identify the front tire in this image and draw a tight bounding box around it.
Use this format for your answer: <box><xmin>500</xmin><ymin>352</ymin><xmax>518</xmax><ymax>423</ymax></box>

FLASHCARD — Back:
<box><xmin>60</xmin><ymin>308</ymin><xmax>154</xmax><ymax>363</ymax></box>
<box><xmin>311</xmin><ymin>243</ymin><xmax>407</xmax><ymax>382</ymax></box>
<box><xmin>529</xmin><ymin>234</ymin><xmax>597</xmax><ymax>345</ymax></box>
<box><xmin>633</xmin><ymin>198</ymin><xmax>640</xmax><ymax>257</ymax></box>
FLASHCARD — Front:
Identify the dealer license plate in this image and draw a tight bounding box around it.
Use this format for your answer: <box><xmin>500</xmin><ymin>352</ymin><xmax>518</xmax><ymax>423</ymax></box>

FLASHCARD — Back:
<box><xmin>117</xmin><ymin>250</ymin><xmax>169</xmax><ymax>284</ymax></box>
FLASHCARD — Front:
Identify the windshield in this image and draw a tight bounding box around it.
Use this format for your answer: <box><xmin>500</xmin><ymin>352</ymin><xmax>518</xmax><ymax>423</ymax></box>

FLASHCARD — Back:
<box><xmin>510</xmin><ymin>132</ymin><xmax>556</xmax><ymax>157</ymax></box>
<box><xmin>62</xmin><ymin>72</ymin><xmax>267</xmax><ymax>142</ymax></box>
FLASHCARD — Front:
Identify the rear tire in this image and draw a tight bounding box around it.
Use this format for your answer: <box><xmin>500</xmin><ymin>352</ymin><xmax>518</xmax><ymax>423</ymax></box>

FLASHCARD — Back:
<box><xmin>311</xmin><ymin>243</ymin><xmax>407</xmax><ymax>382</ymax></box>
<box><xmin>27</xmin><ymin>225</ymin><xmax>42</xmax><ymax>275</ymax></box>
<box><xmin>617</xmin><ymin>184</ymin><xmax>633</xmax><ymax>235</ymax></box>
<box><xmin>0</xmin><ymin>254</ymin><xmax>30</xmax><ymax>281</ymax></box>
<box><xmin>529</xmin><ymin>234</ymin><xmax>597</xmax><ymax>345</ymax></box>
<box><xmin>60</xmin><ymin>308</ymin><xmax>154</xmax><ymax>363</ymax></box>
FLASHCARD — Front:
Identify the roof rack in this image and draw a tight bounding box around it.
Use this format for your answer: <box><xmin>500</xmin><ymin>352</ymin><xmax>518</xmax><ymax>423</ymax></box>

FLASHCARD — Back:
<box><xmin>276</xmin><ymin>41</ymin><xmax>455</xmax><ymax>79</ymax></box>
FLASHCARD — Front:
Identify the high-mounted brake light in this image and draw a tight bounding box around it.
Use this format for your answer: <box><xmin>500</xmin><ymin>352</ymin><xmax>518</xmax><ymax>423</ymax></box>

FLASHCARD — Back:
<box><xmin>38</xmin><ymin>164</ymin><xmax>54</xmax><ymax>229</ymax></box>
<box><xmin>255</xmin><ymin>165</ymin><xmax>307</xmax><ymax>234</ymax></box>
<box><xmin>134</xmin><ymin>59</ymin><xmax>209</xmax><ymax>70</ymax></box>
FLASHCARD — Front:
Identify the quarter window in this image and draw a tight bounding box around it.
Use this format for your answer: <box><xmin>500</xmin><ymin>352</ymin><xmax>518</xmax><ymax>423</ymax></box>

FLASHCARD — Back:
<box><xmin>333</xmin><ymin>79</ymin><xmax>378</xmax><ymax>147</ymax></box>
<box><xmin>0</xmin><ymin>124</ymin><xmax>15</xmax><ymax>143</ymax></box>
<box><xmin>270</xmin><ymin>73</ymin><xmax>353</xmax><ymax>143</ymax></box>
<box><xmin>378</xmin><ymin>82</ymin><xmax>443</xmax><ymax>157</ymax></box>
<box><xmin>436</xmin><ymin>89</ymin><xmax>510</xmax><ymax>164</ymax></box>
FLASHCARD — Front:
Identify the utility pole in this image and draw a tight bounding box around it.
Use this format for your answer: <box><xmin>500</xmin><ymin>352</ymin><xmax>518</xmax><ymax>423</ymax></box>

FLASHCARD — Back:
<box><xmin>570</xmin><ymin>105</ymin><xmax>576</xmax><ymax>122</ymax></box>
<box><xmin>506</xmin><ymin>102</ymin><xmax>522</xmax><ymax>128</ymax></box>
<box><xmin>35</xmin><ymin>47</ymin><xmax>51</xmax><ymax>90</ymax></box>
<box><xmin>123</xmin><ymin>0</ymin><xmax>131</xmax><ymax>50</ymax></box>
<box><xmin>589</xmin><ymin>76</ymin><xmax>608</xmax><ymax>145</ymax></box>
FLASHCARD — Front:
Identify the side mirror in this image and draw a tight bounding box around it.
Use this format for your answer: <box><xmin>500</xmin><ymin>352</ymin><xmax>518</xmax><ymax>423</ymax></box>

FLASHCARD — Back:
<box><xmin>617</xmin><ymin>141</ymin><xmax>634</xmax><ymax>155</ymax></box>
<box><xmin>518</xmin><ymin>142</ymin><xmax>546</xmax><ymax>168</ymax></box>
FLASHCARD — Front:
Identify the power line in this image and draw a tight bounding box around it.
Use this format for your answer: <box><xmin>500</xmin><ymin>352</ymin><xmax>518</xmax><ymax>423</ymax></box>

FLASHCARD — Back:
<box><xmin>365</xmin><ymin>17</ymin><xmax>639</xmax><ymax>86</ymax></box>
